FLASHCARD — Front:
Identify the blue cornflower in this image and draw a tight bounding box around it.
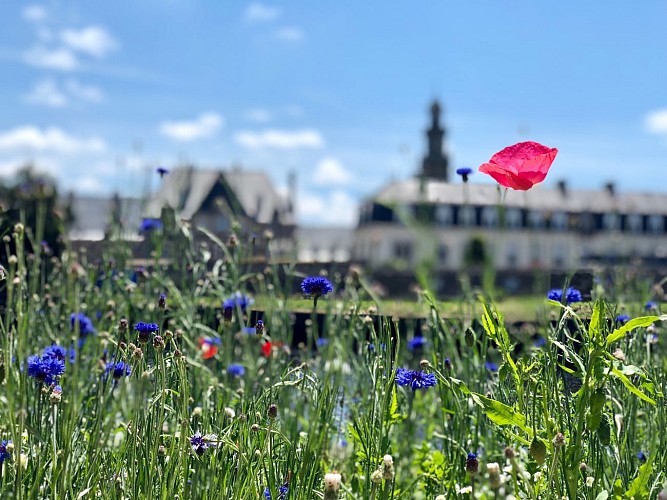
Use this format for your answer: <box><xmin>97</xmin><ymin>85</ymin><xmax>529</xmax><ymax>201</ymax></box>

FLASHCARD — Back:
<box><xmin>140</xmin><ymin>218</ymin><xmax>163</xmax><ymax>232</ymax></box>
<box><xmin>444</xmin><ymin>357</ymin><xmax>452</xmax><ymax>371</ymax></box>
<box><xmin>533</xmin><ymin>336</ymin><xmax>547</xmax><ymax>348</ymax></box>
<box><xmin>316</xmin><ymin>337</ymin><xmax>329</xmax><ymax>347</ymax></box>
<box><xmin>637</xmin><ymin>450</ymin><xmax>648</xmax><ymax>463</ymax></box>
<box><xmin>71</xmin><ymin>312</ymin><xmax>95</xmax><ymax>340</ymax></box>
<box><xmin>456</xmin><ymin>167</ymin><xmax>473</xmax><ymax>182</ymax></box>
<box><xmin>255</xmin><ymin>320</ymin><xmax>265</xmax><ymax>334</ymax></box>
<box><xmin>407</xmin><ymin>335</ymin><xmax>427</xmax><ymax>351</ymax></box>
<box><xmin>547</xmin><ymin>287</ymin><xmax>583</xmax><ymax>304</ymax></box>
<box><xmin>485</xmin><ymin>361</ymin><xmax>499</xmax><ymax>372</ymax></box>
<box><xmin>227</xmin><ymin>364</ymin><xmax>245</xmax><ymax>377</ymax></box>
<box><xmin>190</xmin><ymin>432</ymin><xmax>212</xmax><ymax>456</ymax></box>
<box><xmin>27</xmin><ymin>355</ymin><xmax>65</xmax><ymax>385</ymax></box>
<box><xmin>616</xmin><ymin>314</ymin><xmax>631</xmax><ymax>325</ymax></box>
<box><xmin>105</xmin><ymin>361</ymin><xmax>131</xmax><ymax>380</ymax></box>
<box><xmin>395</xmin><ymin>368</ymin><xmax>437</xmax><ymax>391</ymax></box>
<box><xmin>223</xmin><ymin>293</ymin><xmax>254</xmax><ymax>320</ymax></box>
<box><xmin>158</xmin><ymin>293</ymin><xmax>167</xmax><ymax>309</ymax></box>
<box><xmin>301</xmin><ymin>276</ymin><xmax>334</xmax><ymax>298</ymax></box>
<box><xmin>264</xmin><ymin>484</ymin><xmax>289</xmax><ymax>499</ymax></box>
<box><xmin>134</xmin><ymin>322</ymin><xmax>159</xmax><ymax>343</ymax></box>
<box><xmin>0</xmin><ymin>441</ymin><xmax>11</xmax><ymax>465</ymax></box>
<box><xmin>242</xmin><ymin>327</ymin><xmax>256</xmax><ymax>335</ymax></box>
<box><xmin>465</xmin><ymin>452</ymin><xmax>479</xmax><ymax>475</ymax></box>
<box><xmin>43</xmin><ymin>345</ymin><xmax>76</xmax><ymax>364</ymax></box>
<box><xmin>645</xmin><ymin>301</ymin><xmax>658</xmax><ymax>311</ymax></box>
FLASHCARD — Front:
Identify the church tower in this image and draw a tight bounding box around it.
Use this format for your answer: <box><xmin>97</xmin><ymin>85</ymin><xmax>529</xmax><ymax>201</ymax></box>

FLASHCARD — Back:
<box><xmin>420</xmin><ymin>100</ymin><xmax>449</xmax><ymax>181</ymax></box>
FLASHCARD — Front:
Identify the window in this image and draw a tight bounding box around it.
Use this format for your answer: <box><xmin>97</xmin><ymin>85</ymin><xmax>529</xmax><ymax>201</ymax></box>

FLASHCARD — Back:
<box><xmin>648</xmin><ymin>215</ymin><xmax>663</xmax><ymax>234</ymax></box>
<box><xmin>553</xmin><ymin>245</ymin><xmax>567</xmax><ymax>268</ymax></box>
<box><xmin>435</xmin><ymin>205</ymin><xmax>453</xmax><ymax>226</ymax></box>
<box><xmin>603</xmin><ymin>213</ymin><xmax>620</xmax><ymax>231</ymax></box>
<box><xmin>528</xmin><ymin>210</ymin><xmax>544</xmax><ymax>229</ymax></box>
<box><xmin>505</xmin><ymin>208</ymin><xmax>523</xmax><ymax>228</ymax></box>
<box><xmin>393</xmin><ymin>241</ymin><xmax>413</xmax><ymax>261</ymax></box>
<box><xmin>626</xmin><ymin>213</ymin><xmax>643</xmax><ymax>233</ymax></box>
<box><xmin>551</xmin><ymin>212</ymin><xmax>567</xmax><ymax>231</ymax></box>
<box><xmin>482</xmin><ymin>207</ymin><xmax>498</xmax><ymax>228</ymax></box>
<box><xmin>506</xmin><ymin>244</ymin><xmax>519</xmax><ymax>268</ymax></box>
<box><xmin>458</xmin><ymin>206</ymin><xmax>476</xmax><ymax>227</ymax></box>
<box><xmin>438</xmin><ymin>243</ymin><xmax>448</xmax><ymax>265</ymax></box>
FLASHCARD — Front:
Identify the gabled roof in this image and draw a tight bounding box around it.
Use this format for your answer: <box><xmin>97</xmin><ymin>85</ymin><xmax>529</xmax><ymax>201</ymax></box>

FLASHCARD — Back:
<box><xmin>144</xmin><ymin>167</ymin><xmax>295</xmax><ymax>225</ymax></box>
<box><xmin>370</xmin><ymin>179</ymin><xmax>667</xmax><ymax>215</ymax></box>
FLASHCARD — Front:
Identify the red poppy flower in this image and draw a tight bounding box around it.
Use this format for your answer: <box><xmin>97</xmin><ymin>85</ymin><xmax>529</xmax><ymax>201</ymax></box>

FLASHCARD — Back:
<box><xmin>479</xmin><ymin>141</ymin><xmax>558</xmax><ymax>191</ymax></box>
<box><xmin>262</xmin><ymin>341</ymin><xmax>272</xmax><ymax>358</ymax></box>
<box><xmin>198</xmin><ymin>337</ymin><xmax>218</xmax><ymax>360</ymax></box>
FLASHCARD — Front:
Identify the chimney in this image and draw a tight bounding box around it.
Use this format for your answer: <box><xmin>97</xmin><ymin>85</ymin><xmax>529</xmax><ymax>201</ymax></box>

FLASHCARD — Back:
<box><xmin>605</xmin><ymin>182</ymin><xmax>615</xmax><ymax>196</ymax></box>
<box><xmin>557</xmin><ymin>180</ymin><xmax>567</xmax><ymax>197</ymax></box>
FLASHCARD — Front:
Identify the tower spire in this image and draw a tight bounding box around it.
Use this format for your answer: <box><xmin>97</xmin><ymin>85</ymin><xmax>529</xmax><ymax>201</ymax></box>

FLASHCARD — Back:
<box><xmin>420</xmin><ymin>100</ymin><xmax>449</xmax><ymax>181</ymax></box>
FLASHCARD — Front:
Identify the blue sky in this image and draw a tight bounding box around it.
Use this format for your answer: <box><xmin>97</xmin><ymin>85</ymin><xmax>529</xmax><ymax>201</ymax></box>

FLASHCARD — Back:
<box><xmin>1</xmin><ymin>1</ymin><xmax>666</xmax><ymax>226</ymax></box>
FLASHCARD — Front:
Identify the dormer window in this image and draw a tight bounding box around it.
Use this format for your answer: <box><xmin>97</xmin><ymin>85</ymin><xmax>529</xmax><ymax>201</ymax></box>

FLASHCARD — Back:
<box><xmin>505</xmin><ymin>208</ymin><xmax>523</xmax><ymax>228</ymax></box>
<box><xmin>648</xmin><ymin>214</ymin><xmax>663</xmax><ymax>234</ymax></box>
<box><xmin>482</xmin><ymin>207</ymin><xmax>498</xmax><ymax>228</ymax></box>
<box><xmin>435</xmin><ymin>205</ymin><xmax>453</xmax><ymax>226</ymax></box>
<box><xmin>552</xmin><ymin>212</ymin><xmax>567</xmax><ymax>231</ymax></box>
<box><xmin>626</xmin><ymin>213</ymin><xmax>643</xmax><ymax>233</ymax></box>
<box><xmin>603</xmin><ymin>213</ymin><xmax>620</xmax><ymax>231</ymax></box>
<box><xmin>459</xmin><ymin>206</ymin><xmax>476</xmax><ymax>227</ymax></box>
<box><xmin>528</xmin><ymin>210</ymin><xmax>544</xmax><ymax>229</ymax></box>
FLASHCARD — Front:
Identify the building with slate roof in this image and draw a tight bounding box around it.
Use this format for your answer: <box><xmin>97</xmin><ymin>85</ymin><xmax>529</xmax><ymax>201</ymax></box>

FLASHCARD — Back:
<box><xmin>144</xmin><ymin>166</ymin><xmax>296</xmax><ymax>251</ymax></box>
<box><xmin>353</xmin><ymin>101</ymin><xmax>667</xmax><ymax>271</ymax></box>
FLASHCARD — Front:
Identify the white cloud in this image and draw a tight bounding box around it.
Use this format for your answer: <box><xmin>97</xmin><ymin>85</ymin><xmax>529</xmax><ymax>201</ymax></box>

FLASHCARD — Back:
<box><xmin>160</xmin><ymin>112</ymin><xmax>223</xmax><ymax>141</ymax></box>
<box><xmin>24</xmin><ymin>78</ymin><xmax>104</xmax><ymax>107</ymax></box>
<box><xmin>275</xmin><ymin>27</ymin><xmax>304</xmax><ymax>41</ymax></box>
<box><xmin>25</xmin><ymin>79</ymin><xmax>68</xmax><ymax>107</ymax></box>
<box><xmin>0</xmin><ymin>126</ymin><xmax>106</xmax><ymax>153</ymax></box>
<box><xmin>235</xmin><ymin>129</ymin><xmax>324</xmax><ymax>149</ymax></box>
<box><xmin>60</xmin><ymin>26</ymin><xmax>118</xmax><ymax>58</ymax></box>
<box><xmin>24</xmin><ymin>46</ymin><xmax>78</xmax><ymax>71</ymax></box>
<box><xmin>70</xmin><ymin>175</ymin><xmax>105</xmax><ymax>193</ymax></box>
<box><xmin>244</xmin><ymin>3</ymin><xmax>281</xmax><ymax>22</ymax></box>
<box><xmin>23</xmin><ymin>5</ymin><xmax>47</xmax><ymax>23</ymax></box>
<box><xmin>65</xmin><ymin>79</ymin><xmax>104</xmax><ymax>102</ymax></box>
<box><xmin>298</xmin><ymin>189</ymin><xmax>358</xmax><ymax>226</ymax></box>
<box><xmin>244</xmin><ymin>108</ymin><xmax>272</xmax><ymax>123</ymax></box>
<box><xmin>0</xmin><ymin>156</ymin><xmax>60</xmax><ymax>177</ymax></box>
<box><xmin>646</xmin><ymin>109</ymin><xmax>667</xmax><ymax>135</ymax></box>
<box><xmin>313</xmin><ymin>157</ymin><xmax>352</xmax><ymax>185</ymax></box>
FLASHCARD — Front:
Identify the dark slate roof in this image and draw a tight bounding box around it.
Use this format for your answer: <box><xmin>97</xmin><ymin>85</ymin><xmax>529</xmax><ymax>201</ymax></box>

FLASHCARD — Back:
<box><xmin>61</xmin><ymin>195</ymin><xmax>143</xmax><ymax>241</ymax></box>
<box><xmin>370</xmin><ymin>179</ymin><xmax>667</xmax><ymax>214</ymax></box>
<box><xmin>144</xmin><ymin>167</ymin><xmax>294</xmax><ymax>225</ymax></box>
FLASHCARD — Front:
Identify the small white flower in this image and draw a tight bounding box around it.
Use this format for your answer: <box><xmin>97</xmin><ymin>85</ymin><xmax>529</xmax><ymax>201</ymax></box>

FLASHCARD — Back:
<box><xmin>383</xmin><ymin>454</ymin><xmax>394</xmax><ymax>467</ymax></box>
<box><xmin>324</xmin><ymin>472</ymin><xmax>342</xmax><ymax>492</ymax></box>
<box><xmin>586</xmin><ymin>476</ymin><xmax>595</xmax><ymax>487</ymax></box>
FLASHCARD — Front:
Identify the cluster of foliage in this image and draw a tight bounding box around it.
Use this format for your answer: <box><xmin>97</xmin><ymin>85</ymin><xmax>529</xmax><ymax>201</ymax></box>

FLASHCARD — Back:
<box><xmin>0</xmin><ymin>217</ymin><xmax>667</xmax><ymax>499</ymax></box>
<box><xmin>0</xmin><ymin>166</ymin><xmax>67</xmax><ymax>264</ymax></box>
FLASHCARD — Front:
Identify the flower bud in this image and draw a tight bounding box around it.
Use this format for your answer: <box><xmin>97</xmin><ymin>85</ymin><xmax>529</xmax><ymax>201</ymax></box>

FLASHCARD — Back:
<box><xmin>466</xmin><ymin>452</ymin><xmax>479</xmax><ymax>475</ymax></box>
<box><xmin>529</xmin><ymin>438</ymin><xmax>547</xmax><ymax>465</ymax></box>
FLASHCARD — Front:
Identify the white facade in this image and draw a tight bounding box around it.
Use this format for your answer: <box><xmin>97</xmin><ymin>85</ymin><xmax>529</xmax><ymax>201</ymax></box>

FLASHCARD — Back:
<box><xmin>353</xmin><ymin>179</ymin><xmax>667</xmax><ymax>271</ymax></box>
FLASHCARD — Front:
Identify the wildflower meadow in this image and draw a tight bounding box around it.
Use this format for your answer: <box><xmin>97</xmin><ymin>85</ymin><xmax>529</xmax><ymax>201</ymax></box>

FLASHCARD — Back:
<box><xmin>1</xmin><ymin>143</ymin><xmax>667</xmax><ymax>499</ymax></box>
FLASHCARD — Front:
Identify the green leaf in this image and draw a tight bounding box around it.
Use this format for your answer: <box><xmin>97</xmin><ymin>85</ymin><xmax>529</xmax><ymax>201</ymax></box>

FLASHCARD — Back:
<box><xmin>610</xmin><ymin>366</ymin><xmax>656</xmax><ymax>405</ymax></box>
<box><xmin>469</xmin><ymin>392</ymin><xmax>532</xmax><ymax>435</ymax></box>
<box><xmin>589</xmin><ymin>299</ymin><xmax>604</xmax><ymax>341</ymax></box>
<box><xmin>606</xmin><ymin>316</ymin><xmax>662</xmax><ymax>346</ymax></box>
<box><xmin>594</xmin><ymin>491</ymin><xmax>609</xmax><ymax>500</ymax></box>
<box><xmin>625</xmin><ymin>459</ymin><xmax>653</xmax><ymax>499</ymax></box>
